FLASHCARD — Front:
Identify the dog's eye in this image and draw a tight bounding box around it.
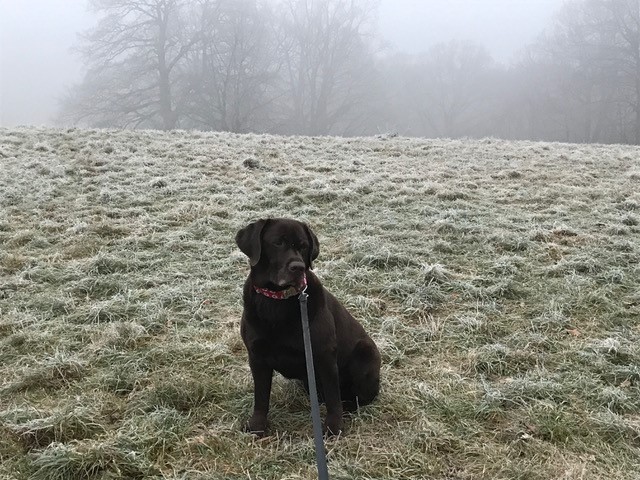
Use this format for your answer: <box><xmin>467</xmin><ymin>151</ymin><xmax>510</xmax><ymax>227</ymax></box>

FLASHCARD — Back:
<box><xmin>273</xmin><ymin>239</ymin><xmax>285</xmax><ymax>247</ymax></box>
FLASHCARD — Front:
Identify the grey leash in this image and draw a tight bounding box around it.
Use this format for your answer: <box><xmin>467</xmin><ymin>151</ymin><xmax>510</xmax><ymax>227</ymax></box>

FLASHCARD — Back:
<box><xmin>299</xmin><ymin>287</ymin><xmax>330</xmax><ymax>480</ymax></box>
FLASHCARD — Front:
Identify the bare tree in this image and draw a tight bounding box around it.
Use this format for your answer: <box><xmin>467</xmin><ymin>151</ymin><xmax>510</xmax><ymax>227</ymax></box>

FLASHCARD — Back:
<box><xmin>183</xmin><ymin>0</ymin><xmax>280</xmax><ymax>132</ymax></box>
<box><xmin>61</xmin><ymin>0</ymin><xmax>200</xmax><ymax>129</ymax></box>
<box><xmin>524</xmin><ymin>0</ymin><xmax>640</xmax><ymax>144</ymax></box>
<box><xmin>603</xmin><ymin>0</ymin><xmax>640</xmax><ymax>143</ymax></box>
<box><xmin>276</xmin><ymin>0</ymin><xmax>378</xmax><ymax>135</ymax></box>
<box><xmin>394</xmin><ymin>41</ymin><xmax>496</xmax><ymax>138</ymax></box>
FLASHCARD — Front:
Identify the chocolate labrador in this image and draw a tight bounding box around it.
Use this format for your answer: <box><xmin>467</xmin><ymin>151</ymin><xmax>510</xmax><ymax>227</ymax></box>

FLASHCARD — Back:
<box><xmin>236</xmin><ymin>218</ymin><xmax>381</xmax><ymax>436</ymax></box>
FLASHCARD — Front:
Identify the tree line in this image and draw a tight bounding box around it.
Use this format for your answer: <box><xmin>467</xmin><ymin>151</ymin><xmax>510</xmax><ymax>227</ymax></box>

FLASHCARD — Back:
<box><xmin>61</xmin><ymin>0</ymin><xmax>640</xmax><ymax>144</ymax></box>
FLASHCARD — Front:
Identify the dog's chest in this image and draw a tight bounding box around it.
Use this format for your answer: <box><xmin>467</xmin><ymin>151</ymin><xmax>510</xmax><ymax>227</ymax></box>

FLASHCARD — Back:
<box><xmin>252</xmin><ymin>332</ymin><xmax>306</xmax><ymax>379</ymax></box>
<box><xmin>251</xmin><ymin>302</ymin><xmax>308</xmax><ymax>379</ymax></box>
<box><xmin>252</xmin><ymin>295</ymin><xmax>300</xmax><ymax>327</ymax></box>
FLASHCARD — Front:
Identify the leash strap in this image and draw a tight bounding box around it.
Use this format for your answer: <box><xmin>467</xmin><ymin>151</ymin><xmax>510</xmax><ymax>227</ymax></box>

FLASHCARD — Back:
<box><xmin>299</xmin><ymin>289</ymin><xmax>330</xmax><ymax>480</ymax></box>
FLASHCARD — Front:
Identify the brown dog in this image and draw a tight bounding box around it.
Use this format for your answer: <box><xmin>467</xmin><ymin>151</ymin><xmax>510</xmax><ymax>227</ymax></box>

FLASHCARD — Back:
<box><xmin>236</xmin><ymin>218</ymin><xmax>381</xmax><ymax>436</ymax></box>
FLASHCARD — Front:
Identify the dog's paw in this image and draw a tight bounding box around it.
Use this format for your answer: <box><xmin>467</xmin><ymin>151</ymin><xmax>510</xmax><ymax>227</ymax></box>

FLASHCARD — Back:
<box><xmin>244</xmin><ymin>414</ymin><xmax>268</xmax><ymax>437</ymax></box>
<box><xmin>324</xmin><ymin>414</ymin><xmax>343</xmax><ymax>438</ymax></box>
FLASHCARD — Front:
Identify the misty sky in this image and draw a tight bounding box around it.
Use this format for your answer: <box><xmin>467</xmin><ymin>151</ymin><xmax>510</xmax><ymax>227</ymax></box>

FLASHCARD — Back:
<box><xmin>0</xmin><ymin>0</ymin><xmax>561</xmax><ymax>127</ymax></box>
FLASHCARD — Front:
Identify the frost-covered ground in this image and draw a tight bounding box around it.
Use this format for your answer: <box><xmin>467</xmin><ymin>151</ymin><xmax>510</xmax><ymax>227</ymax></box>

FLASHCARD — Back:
<box><xmin>1</xmin><ymin>127</ymin><xmax>639</xmax><ymax>479</ymax></box>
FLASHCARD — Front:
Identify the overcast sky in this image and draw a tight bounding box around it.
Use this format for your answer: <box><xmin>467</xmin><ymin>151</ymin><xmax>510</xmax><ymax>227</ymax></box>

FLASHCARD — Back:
<box><xmin>0</xmin><ymin>0</ymin><xmax>561</xmax><ymax>127</ymax></box>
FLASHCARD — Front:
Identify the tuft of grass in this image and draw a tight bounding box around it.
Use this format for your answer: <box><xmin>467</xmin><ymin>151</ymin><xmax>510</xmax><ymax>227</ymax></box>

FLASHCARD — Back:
<box><xmin>28</xmin><ymin>439</ymin><xmax>158</xmax><ymax>480</ymax></box>
<box><xmin>133</xmin><ymin>376</ymin><xmax>222</xmax><ymax>413</ymax></box>
<box><xmin>2</xmin><ymin>404</ymin><xmax>106</xmax><ymax>450</ymax></box>
<box><xmin>2</xmin><ymin>351</ymin><xmax>87</xmax><ymax>394</ymax></box>
<box><xmin>469</xmin><ymin>343</ymin><xmax>541</xmax><ymax>377</ymax></box>
<box><xmin>421</xmin><ymin>262</ymin><xmax>455</xmax><ymax>284</ymax></box>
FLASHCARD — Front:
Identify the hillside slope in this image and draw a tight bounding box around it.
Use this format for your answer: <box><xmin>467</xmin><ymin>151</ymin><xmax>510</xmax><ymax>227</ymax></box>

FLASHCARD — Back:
<box><xmin>1</xmin><ymin>127</ymin><xmax>639</xmax><ymax>479</ymax></box>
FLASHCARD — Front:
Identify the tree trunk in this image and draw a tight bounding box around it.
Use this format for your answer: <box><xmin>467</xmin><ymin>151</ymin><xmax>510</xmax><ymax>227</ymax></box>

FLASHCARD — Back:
<box><xmin>157</xmin><ymin>3</ymin><xmax>176</xmax><ymax>130</ymax></box>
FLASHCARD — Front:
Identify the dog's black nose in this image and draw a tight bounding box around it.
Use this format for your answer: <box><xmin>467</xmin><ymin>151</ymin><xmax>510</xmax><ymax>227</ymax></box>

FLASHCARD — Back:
<box><xmin>288</xmin><ymin>261</ymin><xmax>306</xmax><ymax>273</ymax></box>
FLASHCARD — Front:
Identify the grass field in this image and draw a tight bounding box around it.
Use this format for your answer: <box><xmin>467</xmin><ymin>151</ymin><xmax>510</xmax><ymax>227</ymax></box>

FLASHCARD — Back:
<box><xmin>1</xmin><ymin>126</ymin><xmax>639</xmax><ymax>479</ymax></box>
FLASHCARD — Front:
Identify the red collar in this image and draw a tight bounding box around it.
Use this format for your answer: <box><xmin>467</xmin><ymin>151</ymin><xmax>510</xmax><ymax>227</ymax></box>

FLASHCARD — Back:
<box><xmin>254</xmin><ymin>274</ymin><xmax>307</xmax><ymax>300</ymax></box>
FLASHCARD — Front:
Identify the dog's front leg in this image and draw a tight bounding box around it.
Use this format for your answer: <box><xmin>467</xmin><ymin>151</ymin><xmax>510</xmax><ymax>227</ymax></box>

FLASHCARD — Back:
<box><xmin>246</xmin><ymin>354</ymin><xmax>273</xmax><ymax>436</ymax></box>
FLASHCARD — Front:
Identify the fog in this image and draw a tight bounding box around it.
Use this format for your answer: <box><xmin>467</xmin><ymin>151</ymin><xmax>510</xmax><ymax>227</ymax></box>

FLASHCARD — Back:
<box><xmin>0</xmin><ymin>0</ymin><xmax>92</xmax><ymax>126</ymax></box>
<box><xmin>0</xmin><ymin>1</ymin><xmax>556</xmax><ymax>127</ymax></box>
<box><xmin>378</xmin><ymin>0</ymin><xmax>558</xmax><ymax>62</ymax></box>
<box><xmin>2</xmin><ymin>0</ymin><xmax>639</xmax><ymax>144</ymax></box>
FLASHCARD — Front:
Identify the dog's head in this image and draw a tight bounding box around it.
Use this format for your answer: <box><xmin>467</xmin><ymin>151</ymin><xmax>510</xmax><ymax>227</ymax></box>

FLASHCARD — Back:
<box><xmin>235</xmin><ymin>218</ymin><xmax>319</xmax><ymax>288</ymax></box>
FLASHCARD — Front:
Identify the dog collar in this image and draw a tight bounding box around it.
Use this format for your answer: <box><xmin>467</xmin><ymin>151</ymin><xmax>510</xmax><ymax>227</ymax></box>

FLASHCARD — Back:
<box><xmin>254</xmin><ymin>274</ymin><xmax>307</xmax><ymax>300</ymax></box>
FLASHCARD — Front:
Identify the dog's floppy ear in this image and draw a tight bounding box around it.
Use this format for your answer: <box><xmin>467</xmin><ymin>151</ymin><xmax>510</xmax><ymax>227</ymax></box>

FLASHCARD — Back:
<box><xmin>303</xmin><ymin>223</ymin><xmax>320</xmax><ymax>269</ymax></box>
<box><xmin>236</xmin><ymin>219</ymin><xmax>268</xmax><ymax>266</ymax></box>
